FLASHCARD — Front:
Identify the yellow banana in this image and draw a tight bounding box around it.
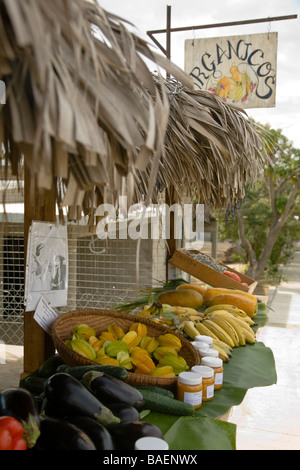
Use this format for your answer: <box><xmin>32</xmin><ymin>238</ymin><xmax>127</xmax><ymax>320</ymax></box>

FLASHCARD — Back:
<box><xmin>213</xmin><ymin>338</ymin><xmax>233</xmax><ymax>352</ymax></box>
<box><xmin>136</xmin><ymin>305</ymin><xmax>156</xmax><ymax>318</ymax></box>
<box><xmin>172</xmin><ymin>306</ymin><xmax>203</xmax><ymax>316</ymax></box>
<box><xmin>222</xmin><ymin>309</ymin><xmax>255</xmax><ymax>325</ymax></box>
<box><xmin>210</xmin><ymin>316</ymin><xmax>240</xmax><ymax>347</ymax></box>
<box><xmin>240</xmin><ymin>324</ymin><xmax>256</xmax><ymax>344</ymax></box>
<box><xmin>202</xmin><ymin>319</ymin><xmax>235</xmax><ymax>348</ymax></box>
<box><xmin>195</xmin><ymin>321</ymin><xmax>219</xmax><ymax>340</ymax></box>
<box><xmin>231</xmin><ymin>315</ymin><xmax>256</xmax><ymax>335</ymax></box>
<box><xmin>209</xmin><ymin>312</ymin><xmax>246</xmax><ymax>346</ymax></box>
<box><xmin>183</xmin><ymin>320</ymin><xmax>202</xmax><ymax>340</ymax></box>
<box><xmin>212</xmin><ymin>344</ymin><xmax>230</xmax><ymax>362</ymax></box>
<box><xmin>204</xmin><ymin>304</ymin><xmax>248</xmax><ymax>318</ymax></box>
<box><xmin>177</xmin><ymin>313</ymin><xmax>204</xmax><ymax>323</ymax></box>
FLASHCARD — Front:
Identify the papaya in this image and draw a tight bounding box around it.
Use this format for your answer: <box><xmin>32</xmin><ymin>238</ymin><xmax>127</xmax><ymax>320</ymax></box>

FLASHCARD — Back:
<box><xmin>206</xmin><ymin>293</ymin><xmax>257</xmax><ymax>318</ymax></box>
<box><xmin>176</xmin><ymin>283</ymin><xmax>207</xmax><ymax>295</ymax></box>
<box><xmin>203</xmin><ymin>287</ymin><xmax>257</xmax><ymax>304</ymax></box>
<box><xmin>157</xmin><ymin>289</ymin><xmax>203</xmax><ymax>310</ymax></box>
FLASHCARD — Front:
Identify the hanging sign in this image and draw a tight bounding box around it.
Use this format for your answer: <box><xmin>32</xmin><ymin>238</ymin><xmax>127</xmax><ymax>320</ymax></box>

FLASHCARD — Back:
<box><xmin>184</xmin><ymin>32</ymin><xmax>277</xmax><ymax>109</ymax></box>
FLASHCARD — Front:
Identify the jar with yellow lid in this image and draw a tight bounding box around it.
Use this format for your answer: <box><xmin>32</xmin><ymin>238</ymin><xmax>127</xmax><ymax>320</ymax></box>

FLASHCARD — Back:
<box><xmin>201</xmin><ymin>357</ymin><xmax>224</xmax><ymax>390</ymax></box>
<box><xmin>177</xmin><ymin>372</ymin><xmax>203</xmax><ymax>409</ymax></box>
<box><xmin>191</xmin><ymin>365</ymin><xmax>214</xmax><ymax>401</ymax></box>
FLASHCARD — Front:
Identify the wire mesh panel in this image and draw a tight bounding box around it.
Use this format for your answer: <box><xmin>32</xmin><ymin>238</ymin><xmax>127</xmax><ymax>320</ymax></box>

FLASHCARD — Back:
<box><xmin>58</xmin><ymin>223</ymin><xmax>166</xmax><ymax>313</ymax></box>
<box><xmin>0</xmin><ymin>215</ymin><xmax>167</xmax><ymax>344</ymax></box>
<box><xmin>0</xmin><ymin>219</ymin><xmax>24</xmax><ymax>345</ymax></box>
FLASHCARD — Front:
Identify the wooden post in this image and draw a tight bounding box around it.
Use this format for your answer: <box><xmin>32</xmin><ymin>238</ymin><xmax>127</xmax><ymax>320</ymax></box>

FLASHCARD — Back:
<box><xmin>165</xmin><ymin>186</ymin><xmax>178</xmax><ymax>282</ymax></box>
<box><xmin>22</xmin><ymin>164</ymin><xmax>56</xmax><ymax>376</ymax></box>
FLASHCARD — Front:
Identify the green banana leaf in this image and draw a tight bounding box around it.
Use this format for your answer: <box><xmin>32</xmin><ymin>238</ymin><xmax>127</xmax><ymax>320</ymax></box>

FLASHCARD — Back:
<box><xmin>142</xmin><ymin>301</ymin><xmax>277</xmax><ymax>450</ymax></box>
<box><xmin>196</xmin><ymin>341</ymin><xmax>277</xmax><ymax>419</ymax></box>
<box><xmin>144</xmin><ymin>413</ymin><xmax>237</xmax><ymax>450</ymax></box>
<box><xmin>253</xmin><ymin>301</ymin><xmax>269</xmax><ymax>330</ymax></box>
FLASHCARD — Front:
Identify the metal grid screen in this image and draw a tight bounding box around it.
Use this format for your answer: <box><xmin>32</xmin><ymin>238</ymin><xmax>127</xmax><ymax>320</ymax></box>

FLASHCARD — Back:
<box><xmin>0</xmin><ymin>219</ymin><xmax>24</xmax><ymax>345</ymax></box>
<box><xmin>0</xmin><ymin>213</ymin><xmax>167</xmax><ymax>345</ymax></box>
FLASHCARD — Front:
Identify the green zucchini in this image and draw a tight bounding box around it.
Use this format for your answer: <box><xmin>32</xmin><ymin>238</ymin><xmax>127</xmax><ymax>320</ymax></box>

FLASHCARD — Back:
<box><xmin>55</xmin><ymin>364</ymin><xmax>129</xmax><ymax>382</ymax></box>
<box><xmin>38</xmin><ymin>354</ymin><xmax>64</xmax><ymax>377</ymax></box>
<box><xmin>138</xmin><ymin>389</ymin><xmax>195</xmax><ymax>416</ymax></box>
<box><xmin>136</xmin><ymin>386</ymin><xmax>174</xmax><ymax>399</ymax></box>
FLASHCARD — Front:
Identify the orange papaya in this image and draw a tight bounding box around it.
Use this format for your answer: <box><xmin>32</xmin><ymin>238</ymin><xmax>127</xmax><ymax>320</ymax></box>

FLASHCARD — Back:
<box><xmin>206</xmin><ymin>293</ymin><xmax>257</xmax><ymax>318</ymax></box>
<box><xmin>176</xmin><ymin>283</ymin><xmax>207</xmax><ymax>295</ymax></box>
<box><xmin>157</xmin><ymin>289</ymin><xmax>203</xmax><ymax>310</ymax></box>
<box><xmin>203</xmin><ymin>287</ymin><xmax>257</xmax><ymax>304</ymax></box>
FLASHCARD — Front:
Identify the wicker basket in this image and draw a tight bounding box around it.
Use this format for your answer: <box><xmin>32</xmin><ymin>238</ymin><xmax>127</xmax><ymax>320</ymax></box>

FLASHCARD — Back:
<box><xmin>52</xmin><ymin>309</ymin><xmax>201</xmax><ymax>390</ymax></box>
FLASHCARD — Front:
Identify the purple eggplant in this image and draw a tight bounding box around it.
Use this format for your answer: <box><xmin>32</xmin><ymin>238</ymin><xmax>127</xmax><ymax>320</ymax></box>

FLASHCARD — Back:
<box><xmin>82</xmin><ymin>371</ymin><xmax>144</xmax><ymax>410</ymax></box>
<box><xmin>44</xmin><ymin>372</ymin><xmax>120</xmax><ymax>426</ymax></box>
<box><xmin>36</xmin><ymin>417</ymin><xmax>96</xmax><ymax>450</ymax></box>
<box><xmin>0</xmin><ymin>387</ymin><xmax>40</xmax><ymax>448</ymax></box>
<box><xmin>108</xmin><ymin>403</ymin><xmax>140</xmax><ymax>423</ymax></box>
<box><xmin>108</xmin><ymin>420</ymin><xmax>164</xmax><ymax>450</ymax></box>
<box><xmin>68</xmin><ymin>416</ymin><xmax>116</xmax><ymax>450</ymax></box>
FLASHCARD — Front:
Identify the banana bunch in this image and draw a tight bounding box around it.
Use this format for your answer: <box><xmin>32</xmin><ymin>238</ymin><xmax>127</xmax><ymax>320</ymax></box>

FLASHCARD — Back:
<box><xmin>228</xmin><ymin>83</ymin><xmax>244</xmax><ymax>102</ymax></box>
<box><xmin>136</xmin><ymin>302</ymin><xmax>161</xmax><ymax>319</ymax></box>
<box><xmin>182</xmin><ymin>320</ymin><xmax>232</xmax><ymax>362</ymax></box>
<box><xmin>204</xmin><ymin>304</ymin><xmax>255</xmax><ymax>326</ymax></box>
<box><xmin>136</xmin><ymin>302</ymin><xmax>204</xmax><ymax>328</ymax></box>
<box><xmin>201</xmin><ymin>306</ymin><xmax>256</xmax><ymax>347</ymax></box>
<box><xmin>167</xmin><ymin>305</ymin><xmax>205</xmax><ymax>323</ymax></box>
<box><xmin>182</xmin><ymin>304</ymin><xmax>256</xmax><ymax>362</ymax></box>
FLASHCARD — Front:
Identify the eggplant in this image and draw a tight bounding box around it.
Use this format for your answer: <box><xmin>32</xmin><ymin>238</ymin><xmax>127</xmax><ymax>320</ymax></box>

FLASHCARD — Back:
<box><xmin>42</xmin><ymin>398</ymin><xmax>67</xmax><ymax>419</ymax></box>
<box><xmin>0</xmin><ymin>387</ymin><xmax>40</xmax><ymax>448</ymax></box>
<box><xmin>108</xmin><ymin>420</ymin><xmax>164</xmax><ymax>450</ymax></box>
<box><xmin>68</xmin><ymin>416</ymin><xmax>116</xmax><ymax>450</ymax></box>
<box><xmin>108</xmin><ymin>403</ymin><xmax>140</xmax><ymax>423</ymax></box>
<box><xmin>36</xmin><ymin>417</ymin><xmax>96</xmax><ymax>450</ymax></box>
<box><xmin>44</xmin><ymin>373</ymin><xmax>120</xmax><ymax>426</ymax></box>
<box><xmin>82</xmin><ymin>371</ymin><xmax>144</xmax><ymax>410</ymax></box>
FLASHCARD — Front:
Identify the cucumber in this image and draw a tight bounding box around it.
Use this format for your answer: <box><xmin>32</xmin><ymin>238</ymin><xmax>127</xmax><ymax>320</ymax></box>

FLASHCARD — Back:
<box><xmin>138</xmin><ymin>389</ymin><xmax>195</xmax><ymax>416</ymax></box>
<box><xmin>136</xmin><ymin>386</ymin><xmax>174</xmax><ymax>399</ymax></box>
<box><xmin>38</xmin><ymin>354</ymin><xmax>64</xmax><ymax>377</ymax></box>
<box><xmin>23</xmin><ymin>376</ymin><xmax>47</xmax><ymax>395</ymax></box>
<box><xmin>55</xmin><ymin>364</ymin><xmax>129</xmax><ymax>382</ymax></box>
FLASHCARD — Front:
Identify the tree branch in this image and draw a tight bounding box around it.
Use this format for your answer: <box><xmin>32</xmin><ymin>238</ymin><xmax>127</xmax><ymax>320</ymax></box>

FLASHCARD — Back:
<box><xmin>237</xmin><ymin>211</ymin><xmax>257</xmax><ymax>273</ymax></box>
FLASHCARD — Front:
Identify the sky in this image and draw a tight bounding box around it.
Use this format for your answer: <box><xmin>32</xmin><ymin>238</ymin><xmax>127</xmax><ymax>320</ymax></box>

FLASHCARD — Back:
<box><xmin>98</xmin><ymin>0</ymin><xmax>300</xmax><ymax>149</ymax></box>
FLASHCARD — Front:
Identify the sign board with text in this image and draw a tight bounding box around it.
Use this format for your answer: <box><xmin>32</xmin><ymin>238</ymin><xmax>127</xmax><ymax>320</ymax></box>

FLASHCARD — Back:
<box><xmin>185</xmin><ymin>32</ymin><xmax>277</xmax><ymax>109</ymax></box>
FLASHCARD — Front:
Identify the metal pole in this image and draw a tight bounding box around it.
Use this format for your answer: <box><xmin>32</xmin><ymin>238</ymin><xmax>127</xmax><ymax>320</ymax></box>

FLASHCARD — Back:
<box><xmin>147</xmin><ymin>13</ymin><xmax>298</xmax><ymax>57</ymax></box>
<box><xmin>166</xmin><ymin>5</ymin><xmax>171</xmax><ymax>78</ymax></box>
<box><xmin>166</xmin><ymin>5</ymin><xmax>171</xmax><ymax>60</ymax></box>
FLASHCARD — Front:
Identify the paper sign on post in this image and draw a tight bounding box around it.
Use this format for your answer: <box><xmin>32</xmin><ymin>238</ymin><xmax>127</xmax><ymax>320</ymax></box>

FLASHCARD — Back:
<box><xmin>33</xmin><ymin>295</ymin><xmax>58</xmax><ymax>335</ymax></box>
<box><xmin>25</xmin><ymin>221</ymin><xmax>68</xmax><ymax>312</ymax></box>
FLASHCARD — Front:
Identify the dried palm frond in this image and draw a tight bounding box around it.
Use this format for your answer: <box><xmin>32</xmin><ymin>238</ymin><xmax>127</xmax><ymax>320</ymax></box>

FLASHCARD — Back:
<box><xmin>0</xmin><ymin>0</ymin><xmax>272</xmax><ymax>223</ymax></box>
<box><xmin>0</xmin><ymin>0</ymin><xmax>193</xmax><ymax>219</ymax></box>
<box><xmin>133</xmin><ymin>76</ymin><xmax>271</xmax><ymax>210</ymax></box>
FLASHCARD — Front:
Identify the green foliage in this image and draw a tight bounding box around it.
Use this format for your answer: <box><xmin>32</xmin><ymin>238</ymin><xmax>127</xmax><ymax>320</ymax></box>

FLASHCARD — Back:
<box><xmin>216</xmin><ymin>122</ymin><xmax>300</xmax><ymax>278</ymax></box>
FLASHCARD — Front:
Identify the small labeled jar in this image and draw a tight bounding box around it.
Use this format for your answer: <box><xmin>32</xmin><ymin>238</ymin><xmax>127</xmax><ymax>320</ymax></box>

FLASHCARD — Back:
<box><xmin>201</xmin><ymin>357</ymin><xmax>224</xmax><ymax>390</ymax></box>
<box><xmin>195</xmin><ymin>345</ymin><xmax>219</xmax><ymax>360</ymax></box>
<box><xmin>177</xmin><ymin>371</ymin><xmax>203</xmax><ymax>409</ymax></box>
<box><xmin>135</xmin><ymin>437</ymin><xmax>169</xmax><ymax>450</ymax></box>
<box><xmin>191</xmin><ymin>365</ymin><xmax>214</xmax><ymax>401</ymax></box>
<box><xmin>194</xmin><ymin>335</ymin><xmax>214</xmax><ymax>348</ymax></box>
<box><xmin>191</xmin><ymin>341</ymin><xmax>209</xmax><ymax>350</ymax></box>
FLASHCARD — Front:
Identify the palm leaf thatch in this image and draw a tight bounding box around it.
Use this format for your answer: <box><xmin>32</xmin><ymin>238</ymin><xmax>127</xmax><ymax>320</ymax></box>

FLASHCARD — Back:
<box><xmin>133</xmin><ymin>77</ymin><xmax>269</xmax><ymax>210</ymax></box>
<box><xmin>0</xmin><ymin>0</ymin><xmax>193</xmax><ymax>218</ymax></box>
<box><xmin>0</xmin><ymin>0</ymin><xmax>270</xmax><ymax>223</ymax></box>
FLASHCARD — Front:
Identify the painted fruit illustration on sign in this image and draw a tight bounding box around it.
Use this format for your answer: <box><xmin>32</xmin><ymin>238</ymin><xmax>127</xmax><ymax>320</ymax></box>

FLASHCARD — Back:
<box><xmin>209</xmin><ymin>64</ymin><xmax>257</xmax><ymax>104</ymax></box>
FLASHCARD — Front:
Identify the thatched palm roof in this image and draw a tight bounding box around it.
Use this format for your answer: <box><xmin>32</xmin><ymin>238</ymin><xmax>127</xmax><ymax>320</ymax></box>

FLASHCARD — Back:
<box><xmin>0</xmin><ymin>0</ymin><xmax>268</xmax><ymax>222</ymax></box>
<box><xmin>134</xmin><ymin>77</ymin><xmax>267</xmax><ymax>209</ymax></box>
